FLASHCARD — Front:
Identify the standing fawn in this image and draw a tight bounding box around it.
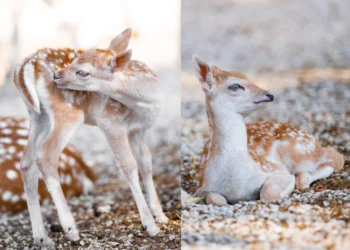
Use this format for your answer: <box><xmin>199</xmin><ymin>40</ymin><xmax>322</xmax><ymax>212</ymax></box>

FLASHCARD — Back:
<box><xmin>13</xmin><ymin>29</ymin><xmax>167</xmax><ymax>247</ymax></box>
<box><xmin>0</xmin><ymin>117</ymin><xmax>96</xmax><ymax>213</ymax></box>
<box><xmin>193</xmin><ymin>55</ymin><xmax>344</xmax><ymax>206</ymax></box>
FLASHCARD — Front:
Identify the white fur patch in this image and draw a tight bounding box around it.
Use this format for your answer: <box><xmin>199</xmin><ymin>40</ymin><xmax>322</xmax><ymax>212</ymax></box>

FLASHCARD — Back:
<box><xmin>6</xmin><ymin>170</ymin><xmax>18</xmax><ymax>180</ymax></box>
<box><xmin>2</xmin><ymin>191</ymin><xmax>11</xmax><ymax>201</ymax></box>
<box><xmin>0</xmin><ymin>138</ymin><xmax>12</xmax><ymax>144</ymax></box>
<box><xmin>17</xmin><ymin>129</ymin><xmax>29</xmax><ymax>136</ymax></box>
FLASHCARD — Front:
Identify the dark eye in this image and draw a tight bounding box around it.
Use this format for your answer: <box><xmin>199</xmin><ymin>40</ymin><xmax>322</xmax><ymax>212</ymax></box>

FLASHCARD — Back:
<box><xmin>76</xmin><ymin>70</ymin><xmax>90</xmax><ymax>77</ymax></box>
<box><xmin>229</xmin><ymin>83</ymin><xmax>244</xmax><ymax>91</ymax></box>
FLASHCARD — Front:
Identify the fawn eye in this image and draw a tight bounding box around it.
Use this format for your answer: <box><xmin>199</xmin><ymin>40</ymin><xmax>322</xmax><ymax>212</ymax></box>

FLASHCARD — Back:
<box><xmin>76</xmin><ymin>70</ymin><xmax>90</xmax><ymax>77</ymax></box>
<box><xmin>229</xmin><ymin>84</ymin><xmax>244</xmax><ymax>91</ymax></box>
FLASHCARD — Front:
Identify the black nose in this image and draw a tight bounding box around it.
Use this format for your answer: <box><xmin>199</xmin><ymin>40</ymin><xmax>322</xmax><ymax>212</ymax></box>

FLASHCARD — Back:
<box><xmin>265</xmin><ymin>93</ymin><xmax>274</xmax><ymax>101</ymax></box>
<box><xmin>53</xmin><ymin>71</ymin><xmax>62</xmax><ymax>80</ymax></box>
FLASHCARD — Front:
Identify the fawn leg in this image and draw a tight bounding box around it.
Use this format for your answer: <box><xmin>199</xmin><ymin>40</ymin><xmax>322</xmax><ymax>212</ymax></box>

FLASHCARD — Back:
<box><xmin>36</xmin><ymin>116</ymin><xmax>83</xmax><ymax>241</ymax></box>
<box><xmin>20</xmin><ymin>114</ymin><xmax>54</xmax><ymax>247</ymax></box>
<box><xmin>296</xmin><ymin>164</ymin><xmax>334</xmax><ymax>190</ymax></box>
<box><xmin>128</xmin><ymin>130</ymin><xmax>168</xmax><ymax>223</ymax></box>
<box><xmin>260</xmin><ymin>172</ymin><xmax>295</xmax><ymax>201</ymax></box>
<box><xmin>99</xmin><ymin>124</ymin><xmax>159</xmax><ymax>236</ymax></box>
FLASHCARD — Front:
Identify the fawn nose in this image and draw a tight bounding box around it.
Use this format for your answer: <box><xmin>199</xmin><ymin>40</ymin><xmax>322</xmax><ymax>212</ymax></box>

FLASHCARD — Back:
<box><xmin>264</xmin><ymin>93</ymin><xmax>274</xmax><ymax>102</ymax></box>
<box><xmin>53</xmin><ymin>71</ymin><xmax>62</xmax><ymax>80</ymax></box>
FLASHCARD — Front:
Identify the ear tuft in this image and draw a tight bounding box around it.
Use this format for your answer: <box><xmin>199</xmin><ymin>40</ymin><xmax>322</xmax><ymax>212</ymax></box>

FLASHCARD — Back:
<box><xmin>108</xmin><ymin>28</ymin><xmax>132</xmax><ymax>55</ymax></box>
<box><xmin>110</xmin><ymin>49</ymin><xmax>132</xmax><ymax>73</ymax></box>
<box><xmin>192</xmin><ymin>55</ymin><xmax>214</xmax><ymax>94</ymax></box>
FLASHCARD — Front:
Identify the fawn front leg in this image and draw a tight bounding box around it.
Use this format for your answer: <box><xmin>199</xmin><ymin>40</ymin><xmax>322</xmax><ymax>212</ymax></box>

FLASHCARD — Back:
<box><xmin>128</xmin><ymin>130</ymin><xmax>168</xmax><ymax>223</ymax></box>
<box><xmin>296</xmin><ymin>164</ymin><xmax>334</xmax><ymax>190</ymax></box>
<box><xmin>36</xmin><ymin>117</ymin><xmax>82</xmax><ymax>242</ymax></box>
<box><xmin>260</xmin><ymin>172</ymin><xmax>295</xmax><ymax>201</ymax></box>
<box><xmin>100</xmin><ymin>125</ymin><xmax>159</xmax><ymax>236</ymax></box>
<box><xmin>20</xmin><ymin>114</ymin><xmax>54</xmax><ymax>247</ymax></box>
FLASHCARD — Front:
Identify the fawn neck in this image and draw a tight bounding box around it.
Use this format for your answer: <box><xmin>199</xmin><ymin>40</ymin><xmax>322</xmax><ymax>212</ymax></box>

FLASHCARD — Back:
<box><xmin>207</xmin><ymin>98</ymin><xmax>251</xmax><ymax>166</ymax></box>
<box><xmin>99</xmin><ymin>71</ymin><xmax>160</xmax><ymax>112</ymax></box>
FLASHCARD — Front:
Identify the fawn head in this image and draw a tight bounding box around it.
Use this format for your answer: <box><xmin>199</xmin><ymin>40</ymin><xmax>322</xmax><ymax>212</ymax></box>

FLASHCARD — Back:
<box><xmin>193</xmin><ymin>55</ymin><xmax>274</xmax><ymax>114</ymax></box>
<box><xmin>53</xmin><ymin>28</ymin><xmax>133</xmax><ymax>91</ymax></box>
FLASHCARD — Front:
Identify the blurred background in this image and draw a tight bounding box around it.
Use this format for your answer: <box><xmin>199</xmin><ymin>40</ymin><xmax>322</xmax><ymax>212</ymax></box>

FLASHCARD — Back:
<box><xmin>182</xmin><ymin>0</ymin><xmax>350</xmax><ymax>98</ymax></box>
<box><xmin>182</xmin><ymin>0</ymin><xmax>350</xmax><ymax>249</ymax></box>
<box><xmin>0</xmin><ymin>0</ymin><xmax>181</xmax><ymax>248</ymax></box>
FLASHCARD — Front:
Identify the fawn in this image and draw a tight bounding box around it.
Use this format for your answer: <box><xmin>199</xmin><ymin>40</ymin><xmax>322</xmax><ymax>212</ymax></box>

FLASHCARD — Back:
<box><xmin>192</xmin><ymin>55</ymin><xmax>344</xmax><ymax>206</ymax></box>
<box><xmin>0</xmin><ymin>117</ymin><xmax>96</xmax><ymax>213</ymax></box>
<box><xmin>13</xmin><ymin>28</ymin><xmax>167</xmax><ymax>247</ymax></box>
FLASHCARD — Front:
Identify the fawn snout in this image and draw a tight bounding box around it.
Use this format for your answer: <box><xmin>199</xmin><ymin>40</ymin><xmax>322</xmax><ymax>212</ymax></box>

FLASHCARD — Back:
<box><xmin>254</xmin><ymin>92</ymin><xmax>274</xmax><ymax>104</ymax></box>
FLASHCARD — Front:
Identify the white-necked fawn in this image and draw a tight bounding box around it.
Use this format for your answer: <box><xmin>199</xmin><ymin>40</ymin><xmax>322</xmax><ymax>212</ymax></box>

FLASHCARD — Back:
<box><xmin>13</xmin><ymin>28</ymin><xmax>167</xmax><ymax>247</ymax></box>
<box><xmin>0</xmin><ymin>117</ymin><xmax>96</xmax><ymax>213</ymax></box>
<box><xmin>192</xmin><ymin>55</ymin><xmax>344</xmax><ymax>206</ymax></box>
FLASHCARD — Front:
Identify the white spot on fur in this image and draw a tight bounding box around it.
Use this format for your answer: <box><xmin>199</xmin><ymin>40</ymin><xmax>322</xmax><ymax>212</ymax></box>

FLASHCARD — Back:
<box><xmin>69</xmin><ymin>157</ymin><xmax>76</xmax><ymax>166</ymax></box>
<box><xmin>17</xmin><ymin>139</ymin><xmax>27</xmax><ymax>146</ymax></box>
<box><xmin>15</xmin><ymin>162</ymin><xmax>20</xmax><ymax>170</ymax></box>
<box><xmin>17</xmin><ymin>129</ymin><xmax>29</xmax><ymax>136</ymax></box>
<box><xmin>21</xmin><ymin>193</ymin><xmax>26</xmax><ymax>200</ymax></box>
<box><xmin>11</xmin><ymin>195</ymin><xmax>20</xmax><ymax>203</ymax></box>
<box><xmin>59</xmin><ymin>161</ymin><xmax>65</xmax><ymax>169</ymax></box>
<box><xmin>68</xmin><ymin>52</ymin><xmax>75</xmax><ymax>59</ymax></box>
<box><xmin>2</xmin><ymin>191</ymin><xmax>11</xmax><ymax>201</ymax></box>
<box><xmin>0</xmin><ymin>138</ymin><xmax>12</xmax><ymax>144</ymax></box>
<box><xmin>6</xmin><ymin>170</ymin><xmax>18</xmax><ymax>180</ymax></box>
<box><xmin>2</xmin><ymin>128</ymin><xmax>12</xmax><ymax>134</ymax></box>
<box><xmin>65</xmin><ymin>175</ymin><xmax>72</xmax><ymax>184</ymax></box>
<box><xmin>60</xmin><ymin>154</ymin><xmax>67</xmax><ymax>161</ymax></box>
<box><xmin>7</xmin><ymin>146</ymin><xmax>16</xmax><ymax>154</ymax></box>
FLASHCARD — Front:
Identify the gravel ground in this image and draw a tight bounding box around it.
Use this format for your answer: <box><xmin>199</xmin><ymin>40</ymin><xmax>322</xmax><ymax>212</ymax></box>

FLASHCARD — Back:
<box><xmin>181</xmin><ymin>78</ymin><xmax>350</xmax><ymax>249</ymax></box>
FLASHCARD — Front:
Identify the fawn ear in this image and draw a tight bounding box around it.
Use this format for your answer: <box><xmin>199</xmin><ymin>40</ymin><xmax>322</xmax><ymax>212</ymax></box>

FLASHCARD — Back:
<box><xmin>192</xmin><ymin>55</ymin><xmax>215</xmax><ymax>94</ymax></box>
<box><xmin>109</xmin><ymin>49</ymin><xmax>132</xmax><ymax>73</ymax></box>
<box><xmin>108</xmin><ymin>28</ymin><xmax>132</xmax><ymax>54</ymax></box>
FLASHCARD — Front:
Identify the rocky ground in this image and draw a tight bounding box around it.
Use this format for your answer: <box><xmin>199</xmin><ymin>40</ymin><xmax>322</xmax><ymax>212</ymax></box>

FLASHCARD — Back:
<box><xmin>181</xmin><ymin>78</ymin><xmax>350</xmax><ymax>249</ymax></box>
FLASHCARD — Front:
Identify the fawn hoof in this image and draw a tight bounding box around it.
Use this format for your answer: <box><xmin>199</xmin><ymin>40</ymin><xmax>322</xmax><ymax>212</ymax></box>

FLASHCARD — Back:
<box><xmin>296</xmin><ymin>172</ymin><xmax>310</xmax><ymax>190</ymax></box>
<box><xmin>34</xmin><ymin>236</ymin><xmax>55</xmax><ymax>249</ymax></box>
<box><xmin>206</xmin><ymin>192</ymin><xmax>228</xmax><ymax>206</ymax></box>
<box><xmin>144</xmin><ymin>222</ymin><xmax>160</xmax><ymax>237</ymax></box>
<box><xmin>66</xmin><ymin>227</ymin><xmax>80</xmax><ymax>242</ymax></box>
<box><xmin>155</xmin><ymin>213</ymin><xmax>169</xmax><ymax>224</ymax></box>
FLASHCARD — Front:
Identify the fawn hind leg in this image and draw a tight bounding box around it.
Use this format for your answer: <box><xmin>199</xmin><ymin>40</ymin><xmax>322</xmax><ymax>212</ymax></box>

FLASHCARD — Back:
<box><xmin>260</xmin><ymin>172</ymin><xmax>295</xmax><ymax>201</ymax></box>
<box><xmin>128</xmin><ymin>130</ymin><xmax>168</xmax><ymax>223</ymax></box>
<box><xmin>20</xmin><ymin>113</ymin><xmax>54</xmax><ymax>247</ymax></box>
<box><xmin>35</xmin><ymin>113</ymin><xmax>83</xmax><ymax>241</ymax></box>
<box><xmin>296</xmin><ymin>164</ymin><xmax>334</xmax><ymax>190</ymax></box>
<box><xmin>99</xmin><ymin>123</ymin><xmax>159</xmax><ymax>236</ymax></box>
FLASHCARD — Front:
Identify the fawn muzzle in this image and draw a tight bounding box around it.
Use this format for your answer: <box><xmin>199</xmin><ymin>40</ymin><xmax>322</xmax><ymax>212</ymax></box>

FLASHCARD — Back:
<box><xmin>254</xmin><ymin>92</ymin><xmax>274</xmax><ymax>104</ymax></box>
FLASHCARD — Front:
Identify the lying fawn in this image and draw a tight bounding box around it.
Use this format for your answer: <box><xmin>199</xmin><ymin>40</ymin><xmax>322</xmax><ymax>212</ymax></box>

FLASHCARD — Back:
<box><xmin>0</xmin><ymin>117</ymin><xmax>96</xmax><ymax>213</ymax></box>
<box><xmin>13</xmin><ymin>29</ymin><xmax>167</xmax><ymax>247</ymax></box>
<box><xmin>193</xmin><ymin>55</ymin><xmax>344</xmax><ymax>206</ymax></box>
